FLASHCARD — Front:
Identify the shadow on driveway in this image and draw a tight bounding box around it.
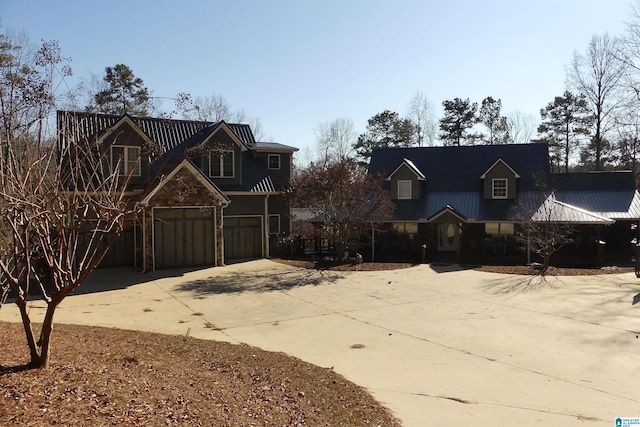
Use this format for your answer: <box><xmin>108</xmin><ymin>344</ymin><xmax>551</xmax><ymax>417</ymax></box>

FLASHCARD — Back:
<box><xmin>71</xmin><ymin>267</ymin><xmax>209</xmax><ymax>296</ymax></box>
<box><xmin>175</xmin><ymin>268</ymin><xmax>342</xmax><ymax>295</ymax></box>
<box><xmin>428</xmin><ymin>263</ymin><xmax>476</xmax><ymax>273</ymax></box>
<box><xmin>482</xmin><ymin>273</ymin><xmax>562</xmax><ymax>295</ymax></box>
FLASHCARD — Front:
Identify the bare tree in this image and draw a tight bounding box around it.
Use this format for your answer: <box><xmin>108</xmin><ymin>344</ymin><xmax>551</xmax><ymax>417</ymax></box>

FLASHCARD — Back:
<box><xmin>0</xmin><ymin>31</ymin><xmax>135</xmax><ymax>369</ymax></box>
<box><xmin>183</xmin><ymin>93</ymin><xmax>232</xmax><ymax>122</ymax></box>
<box><xmin>568</xmin><ymin>33</ymin><xmax>626</xmax><ymax>170</ymax></box>
<box><xmin>508</xmin><ymin>111</ymin><xmax>538</xmax><ymax>144</ymax></box>
<box><xmin>313</xmin><ymin>117</ymin><xmax>356</xmax><ymax>164</ymax></box>
<box><xmin>618</xmin><ymin>1</ymin><xmax>640</xmax><ymax>98</ymax></box>
<box><xmin>406</xmin><ymin>91</ymin><xmax>438</xmax><ymax>146</ymax></box>
<box><xmin>511</xmin><ymin>192</ymin><xmax>576</xmax><ymax>273</ymax></box>
<box><xmin>180</xmin><ymin>93</ymin><xmax>267</xmax><ymax>140</ymax></box>
<box><xmin>245</xmin><ymin>115</ymin><xmax>266</xmax><ymax>141</ymax></box>
<box><xmin>612</xmin><ymin>100</ymin><xmax>640</xmax><ymax>171</ymax></box>
<box><xmin>288</xmin><ymin>158</ymin><xmax>394</xmax><ymax>259</ymax></box>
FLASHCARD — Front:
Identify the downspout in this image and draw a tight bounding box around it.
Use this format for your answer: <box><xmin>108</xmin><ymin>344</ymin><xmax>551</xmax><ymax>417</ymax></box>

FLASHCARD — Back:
<box><xmin>264</xmin><ymin>194</ymin><xmax>270</xmax><ymax>258</ymax></box>
<box><xmin>141</xmin><ymin>205</ymin><xmax>147</xmax><ymax>273</ymax></box>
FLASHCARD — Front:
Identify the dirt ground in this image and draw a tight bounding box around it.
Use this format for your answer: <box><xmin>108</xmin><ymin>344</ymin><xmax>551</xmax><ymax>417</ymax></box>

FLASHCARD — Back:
<box><xmin>0</xmin><ymin>322</ymin><xmax>400</xmax><ymax>426</ymax></box>
<box><xmin>272</xmin><ymin>257</ymin><xmax>635</xmax><ymax>275</ymax></box>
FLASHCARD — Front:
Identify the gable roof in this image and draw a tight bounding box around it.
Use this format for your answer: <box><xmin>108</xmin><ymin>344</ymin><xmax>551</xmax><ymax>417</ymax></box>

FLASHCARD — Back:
<box><xmin>369</xmin><ymin>143</ymin><xmax>550</xmax><ymax>193</ymax></box>
<box><xmin>56</xmin><ymin>111</ymin><xmax>257</xmax><ymax>155</ymax></box>
<box><xmin>427</xmin><ymin>205</ymin><xmax>467</xmax><ymax>223</ymax></box>
<box><xmin>530</xmin><ymin>193</ymin><xmax>614</xmax><ymax>224</ymax></box>
<box><xmin>140</xmin><ymin>159</ymin><xmax>229</xmax><ymax>206</ymax></box>
<box><xmin>385</xmin><ymin>158</ymin><xmax>426</xmax><ymax>181</ymax></box>
<box><xmin>479</xmin><ymin>157</ymin><xmax>521</xmax><ymax>179</ymax></box>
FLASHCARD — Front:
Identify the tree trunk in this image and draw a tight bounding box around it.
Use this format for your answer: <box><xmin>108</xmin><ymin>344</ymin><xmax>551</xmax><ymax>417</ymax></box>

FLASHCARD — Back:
<box><xmin>542</xmin><ymin>254</ymin><xmax>550</xmax><ymax>274</ymax></box>
<box><xmin>16</xmin><ymin>297</ymin><xmax>41</xmax><ymax>366</ymax></box>
<box><xmin>36</xmin><ymin>303</ymin><xmax>57</xmax><ymax>369</ymax></box>
<box><xmin>16</xmin><ymin>295</ymin><xmax>58</xmax><ymax>369</ymax></box>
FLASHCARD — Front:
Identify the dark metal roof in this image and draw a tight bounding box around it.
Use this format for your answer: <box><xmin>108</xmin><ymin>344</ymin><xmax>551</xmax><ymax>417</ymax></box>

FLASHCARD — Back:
<box><xmin>555</xmin><ymin>190</ymin><xmax>640</xmax><ymax>219</ymax></box>
<box><xmin>385</xmin><ymin>191</ymin><xmax>547</xmax><ymax>222</ymax></box>
<box><xmin>56</xmin><ymin>111</ymin><xmax>257</xmax><ymax>154</ymax></box>
<box><xmin>251</xmin><ymin>176</ymin><xmax>276</xmax><ymax>192</ymax></box>
<box><xmin>370</xmin><ymin>144</ymin><xmax>640</xmax><ymax>223</ymax></box>
<box><xmin>291</xmin><ymin>208</ymin><xmax>321</xmax><ymax>222</ymax></box>
<box><xmin>369</xmin><ymin>143</ymin><xmax>551</xmax><ymax>192</ymax></box>
<box><xmin>551</xmin><ymin>171</ymin><xmax>635</xmax><ymax>192</ymax></box>
<box><xmin>531</xmin><ymin>194</ymin><xmax>614</xmax><ymax>224</ymax></box>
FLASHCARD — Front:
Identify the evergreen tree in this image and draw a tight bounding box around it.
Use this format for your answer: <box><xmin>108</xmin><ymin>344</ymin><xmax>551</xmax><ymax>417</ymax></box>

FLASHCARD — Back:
<box><xmin>439</xmin><ymin>98</ymin><xmax>479</xmax><ymax>146</ymax></box>
<box><xmin>479</xmin><ymin>97</ymin><xmax>510</xmax><ymax>144</ymax></box>
<box><xmin>353</xmin><ymin>110</ymin><xmax>418</xmax><ymax>165</ymax></box>
<box><xmin>89</xmin><ymin>64</ymin><xmax>151</xmax><ymax>116</ymax></box>
<box><xmin>537</xmin><ymin>91</ymin><xmax>592</xmax><ymax>173</ymax></box>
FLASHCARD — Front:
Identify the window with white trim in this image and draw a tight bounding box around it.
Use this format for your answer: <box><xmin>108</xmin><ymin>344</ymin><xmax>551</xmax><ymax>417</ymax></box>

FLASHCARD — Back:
<box><xmin>492</xmin><ymin>178</ymin><xmax>508</xmax><ymax>199</ymax></box>
<box><xmin>210</xmin><ymin>151</ymin><xmax>234</xmax><ymax>178</ymax></box>
<box><xmin>111</xmin><ymin>145</ymin><xmax>141</xmax><ymax>176</ymax></box>
<box><xmin>268</xmin><ymin>154</ymin><xmax>281</xmax><ymax>170</ymax></box>
<box><xmin>268</xmin><ymin>214</ymin><xmax>280</xmax><ymax>234</ymax></box>
<box><xmin>397</xmin><ymin>180</ymin><xmax>412</xmax><ymax>199</ymax></box>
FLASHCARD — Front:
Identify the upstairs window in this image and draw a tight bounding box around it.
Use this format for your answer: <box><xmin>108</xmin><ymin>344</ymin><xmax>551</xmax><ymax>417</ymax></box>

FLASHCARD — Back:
<box><xmin>210</xmin><ymin>151</ymin><xmax>234</xmax><ymax>178</ymax></box>
<box><xmin>397</xmin><ymin>180</ymin><xmax>412</xmax><ymax>199</ymax></box>
<box><xmin>111</xmin><ymin>145</ymin><xmax>141</xmax><ymax>176</ymax></box>
<box><xmin>492</xmin><ymin>178</ymin><xmax>508</xmax><ymax>199</ymax></box>
<box><xmin>268</xmin><ymin>154</ymin><xmax>281</xmax><ymax>170</ymax></box>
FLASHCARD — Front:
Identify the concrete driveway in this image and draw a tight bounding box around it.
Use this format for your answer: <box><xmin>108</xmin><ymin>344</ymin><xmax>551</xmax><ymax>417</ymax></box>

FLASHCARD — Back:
<box><xmin>2</xmin><ymin>260</ymin><xmax>640</xmax><ymax>426</ymax></box>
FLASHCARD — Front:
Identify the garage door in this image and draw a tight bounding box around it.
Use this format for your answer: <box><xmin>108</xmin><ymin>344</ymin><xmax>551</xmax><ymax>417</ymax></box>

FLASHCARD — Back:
<box><xmin>99</xmin><ymin>226</ymin><xmax>136</xmax><ymax>268</ymax></box>
<box><xmin>154</xmin><ymin>208</ymin><xmax>216</xmax><ymax>269</ymax></box>
<box><xmin>224</xmin><ymin>216</ymin><xmax>262</xmax><ymax>260</ymax></box>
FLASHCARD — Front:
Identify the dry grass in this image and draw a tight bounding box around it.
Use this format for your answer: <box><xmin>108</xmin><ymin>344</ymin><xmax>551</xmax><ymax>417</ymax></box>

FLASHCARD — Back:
<box><xmin>0</xmin><ymin>322</ymin><xmax>400</xmax><ymax>426</ymax></box>
<box><xmin>273</xmin><ymin>257</ymin><xmax>634</xmax><ymax>276</ymax></box>
<box><xmin>474</xmin><ymin>264</ymin><xmax>634</xmax><ymax>276</ymax></box>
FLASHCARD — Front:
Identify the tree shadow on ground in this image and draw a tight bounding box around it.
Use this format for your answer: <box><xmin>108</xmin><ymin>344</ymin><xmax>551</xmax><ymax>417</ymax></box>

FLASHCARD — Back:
<box><xmin>428</xmin><ymin>263</ymin><xmax>477</xmax><ymax>273</ymax></box>
<box><xmin>482</xmin><ymin>272</ymin><xmax>566</xmax><ymax>295</ymax></box>
<box><xmin>175</xmin><ymin>268</ymin><xmax>343</xmax><ymax>295</ymax></box>
<box><xmin>0</xmin><ymin>364</ymin><xmax>30</xmax><ymax>375</ymax></box>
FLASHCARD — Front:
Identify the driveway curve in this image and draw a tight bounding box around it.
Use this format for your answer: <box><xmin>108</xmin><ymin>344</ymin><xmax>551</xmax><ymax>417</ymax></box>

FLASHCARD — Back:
<box><xmin>2</xmin><ymin>260</ymin><xmax>639</xmax><ymax>426</ymax></box>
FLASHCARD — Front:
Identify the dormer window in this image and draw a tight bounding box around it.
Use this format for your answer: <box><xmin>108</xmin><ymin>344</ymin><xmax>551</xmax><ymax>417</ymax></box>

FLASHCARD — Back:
<box><xmin>268</xmin><ymin>154</ymin><xmax>281</xmax><ymax>170</ymax></box>
<box><xmin>398</xmin><ymin>180</ymin><xmax>412</xmax><ymax>199</ymax></box>
<box><xmin>210</xmin><ymin>151</ymin><xmax>234</xmax><ymax>178</ymax></box>
<box><xmin>111</xmin><ymin>145</ymin><xmax>141</xmax><ymax>176</ymax></box>
<box><xmin>492</xmin><ymin>178</ymin><xmax>508</xmax><ymax>199</ymax></box>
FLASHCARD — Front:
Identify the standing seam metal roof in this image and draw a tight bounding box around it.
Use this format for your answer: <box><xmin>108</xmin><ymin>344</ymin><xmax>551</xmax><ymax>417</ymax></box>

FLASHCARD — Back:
<box><xmin>56</xmin><ymin>111</ymin><xmax>258</xmax><ymax>154</ymax></box>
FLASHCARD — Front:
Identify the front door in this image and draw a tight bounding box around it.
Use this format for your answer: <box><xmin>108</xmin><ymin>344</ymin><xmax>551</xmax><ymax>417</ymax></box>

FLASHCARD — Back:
<box><xmin>438</xmin><ymin>223</ymin><xmax>460</xmax><ymax>252</ymax></box>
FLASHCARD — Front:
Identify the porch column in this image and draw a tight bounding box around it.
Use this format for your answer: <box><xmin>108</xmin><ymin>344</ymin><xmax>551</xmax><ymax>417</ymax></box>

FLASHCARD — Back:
<box><xmin>264</xmin><ymin>194</ymin><xmax>270</xmax><ymax>258</ymax></box>
<box><xmin>527</xmin><ymin>228</ymin><xmax>531</xmax><ymax>265</ymax></box>
<box><xmin>143</xmin><ymin>207</ymin><xmax>154</xmax><ymax>272</ymax></box>
<box><xmin>371</xmin><ymin>223</ymin><xmax>375</xmax><ymax>261</ymax></box>
<box><xmin>216</xmin><ymin>205</ymin><xmax>225</xmax><ymax>267</ymax></box>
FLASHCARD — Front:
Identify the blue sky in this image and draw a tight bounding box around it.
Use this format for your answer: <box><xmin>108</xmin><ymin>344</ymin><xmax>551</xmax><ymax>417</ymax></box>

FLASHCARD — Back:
<box><xmin>1</xmin><ymin>0</ymin><xmax>633</xmax><ymax>154</ymax></box>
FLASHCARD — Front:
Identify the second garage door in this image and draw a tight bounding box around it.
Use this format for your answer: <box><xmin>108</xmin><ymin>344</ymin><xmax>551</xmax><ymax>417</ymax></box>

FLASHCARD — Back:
<box><xmin>224</xmin><ymin>216</ymin><xmax>262</xmax><ymax>261</ymax></box>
